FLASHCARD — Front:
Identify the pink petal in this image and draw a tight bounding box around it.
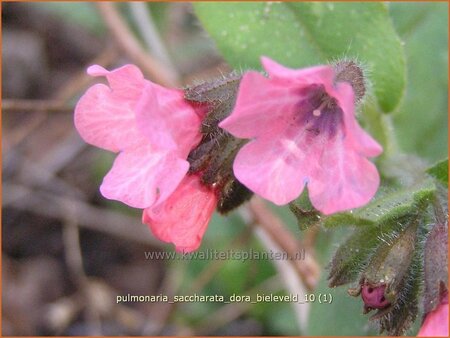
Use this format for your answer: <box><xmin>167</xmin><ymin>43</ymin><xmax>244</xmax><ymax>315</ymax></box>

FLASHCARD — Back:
<box><xmin>232</xmin><ymin>137</ymin><xmax>308</xmax><ymax>205</ymax></box>
<box><xmin>307</xmin><ymin>133</ymin><xmax>380</xmax><ymax>215</ymax></box>
<box><xmin>135</xmin><ymin>82</ymin><xmax>202</xmax><ymax>158</ymax></box>
<box><xmin>87</xmin><ymin>64</ymin><xmax>145</xmax><ymax>101</ymax></box>
<box><xmin>418</xmin><ymin>303</ymin><xmax>449</xmax><ymax>337</ymax></box>
<box><xmin>74</xmin><ymin>64</ymin><xmax>146</xmax><ymax>152</ymax></box>
<box><xmin>233</xmin><ymin>118</ymin><xmax>379</xmax><ymax>213</ymax></box>
<box><xmin>335</xmin><ymin>82</ymin><xmax>383</xmax><ymax>157</ymax></box>
<box><xmin>262</xmin><ymin>55</ymin><xmax>382</xmax><ymax>158</ymax></box>
<box><xmin>261</xmin><ymin>56</ymin><xmax>335</xmax><ymax>91</ymax></box>
<box><xmin>143</xmin><ymin>174</ymin><xmax>217</xmax><ymax>252</ymax></box>
<box><xmin>219</xmin><ymin>71</ymin><xmax>301</xmax><ymax>139</ymax></box>
<box><xmin>100</xmin><ymin>142</ymin><xmax>189</xmax><ymax>209</ymax></box>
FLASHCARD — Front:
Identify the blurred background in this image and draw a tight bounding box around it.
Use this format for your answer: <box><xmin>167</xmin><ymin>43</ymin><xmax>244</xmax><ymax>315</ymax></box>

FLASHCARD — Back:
<box><xmin>2</xmin><ymin>2</ymin><xmax>447</xmax><ymax>336</ymax></box>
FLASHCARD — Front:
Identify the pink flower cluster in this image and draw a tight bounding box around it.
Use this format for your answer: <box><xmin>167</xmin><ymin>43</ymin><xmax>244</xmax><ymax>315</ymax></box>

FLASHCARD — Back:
<box><xmin>75</xmin><ymin>57</ymin><xmax>382</xmax><ymax>251</ymax></box>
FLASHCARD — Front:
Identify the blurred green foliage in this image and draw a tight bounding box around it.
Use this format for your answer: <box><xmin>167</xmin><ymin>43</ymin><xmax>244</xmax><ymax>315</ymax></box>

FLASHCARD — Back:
<box><xmin>390</xmin><ymin>2</ymin><xmax>448</xmax><ymax>162</ymax></box>
<box><xmin>426</xmin><ymin>158</ymin><xmax>449</xmax><ymax>186</ymax></box>
<box><xmin>37</xmin><ymin>2</ymin><xmax>105</xmax><ymax>35</ymax></box>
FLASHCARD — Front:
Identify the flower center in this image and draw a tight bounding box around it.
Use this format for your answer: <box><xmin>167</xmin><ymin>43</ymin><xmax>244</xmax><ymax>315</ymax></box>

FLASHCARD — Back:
<box><xmin>295</xmin><ymin>85</ymin><xmax>343</xmax><ymax>139</ymax></box>
<box><xmin>312</xmin><ymin>95</ymin><xmax>337</xmax><ymax>117</ymax></box>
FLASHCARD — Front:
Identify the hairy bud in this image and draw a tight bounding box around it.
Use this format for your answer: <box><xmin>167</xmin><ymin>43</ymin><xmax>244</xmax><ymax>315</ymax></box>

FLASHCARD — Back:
<box><xmin>347</xmin><ymin>219</ymin><xmax>422</xmax><ymax>335</ymax></box>
<box><xmin>185</xmin><ymin>73</ymin><xmax>253</xmax><ymax>213</ymax></box>
<box><xmin>333</xmin><ymin>59</ymin><xmax>366</xmax><ymax>103</ymax></box>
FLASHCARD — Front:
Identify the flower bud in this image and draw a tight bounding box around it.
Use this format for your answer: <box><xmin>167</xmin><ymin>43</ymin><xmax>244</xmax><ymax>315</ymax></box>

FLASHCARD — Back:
<box><xmin>348</xmin><ymin>220</ymin><xmax>420</xmax><ymax>334</ymax></box>
<box><xmin>423</xmin><ymin>194</ymin><xmax>448</xmax><ymax>315</ymax></box>
<box><xmin>185</xmin><ymin>73</ymin><xmax>253</xmax><ymax>214</ymax></box>
<box><xmin>362</xmin><ymin>220</ymin><xmax>418</xmax><ymax>305</ymax></box>
<box><xmin>333</xmin><ymin>59</ymin><xmax>366</xmax><ymax>103</ymax></box>
<box><xmin>361</xmin><ymin>284</ymin><xmax>391</xmax><ymax>310</ymax></box>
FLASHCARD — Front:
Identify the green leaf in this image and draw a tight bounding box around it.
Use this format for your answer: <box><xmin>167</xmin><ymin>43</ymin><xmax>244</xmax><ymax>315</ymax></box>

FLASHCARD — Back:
<box><xmin>322</xmin><ymin>179</ymin><xmax>435</xmax><ymax>228</ymax></box>
<box><xmin>426</xmin><ymin>158</ymin><xmax>448</xmax><ymax>186</ymax></box>
<box><xmin>390</xmin><ymin>3</ymin><xmax>448</xmax><ymax>161</ymax></box>
<box><xmin>194</xmin><ymin>2</ymin><xmax>405</xmax><ymax>112</ymax></box>
<box><xmin>327</xmin><ymin>225</ymin><xmax>386</xmax><ymax>287</ymax></box>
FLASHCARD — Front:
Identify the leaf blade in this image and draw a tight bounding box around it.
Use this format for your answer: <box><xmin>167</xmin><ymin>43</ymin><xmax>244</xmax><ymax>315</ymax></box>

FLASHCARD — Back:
<box><xmin>426</xmin><ymin>158</ymin><xmax>448</xmax><ymax>186</ymax></box>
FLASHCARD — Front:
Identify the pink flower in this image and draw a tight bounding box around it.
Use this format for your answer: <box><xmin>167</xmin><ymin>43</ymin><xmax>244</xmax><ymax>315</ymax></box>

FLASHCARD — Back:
<box><xmin>219</xmin><ymin>57</ymin><xmax>382</xmax><ymax>214</ymax></box>
<box><xmin>418</xmin><ymin>298</ymin><xmax>449</xmax><ymax>337</ymax></box>
<box><xmin>74</xmin><ymin>64</ymin><xmax>202</xmax><ymax>209</ymax></box>
<box><xmin>142</xmin><ymin>174</ymin><xmax>217</xmax><ymax>252</ymax></box>
<box><xmin>75</xmin><ymin>64</ymin><xmax>217</xmax><ymax>251</ymax></box>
